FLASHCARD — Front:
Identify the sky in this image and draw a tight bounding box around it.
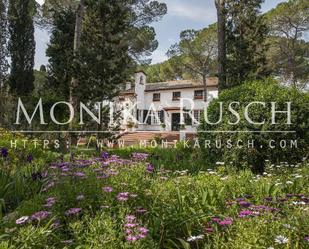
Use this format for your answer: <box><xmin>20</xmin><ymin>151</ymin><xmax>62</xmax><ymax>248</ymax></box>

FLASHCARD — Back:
<box><xmin>34</xmin><ymin>0</ymin><xmax>287</xmax><ymax>69</ymax></box>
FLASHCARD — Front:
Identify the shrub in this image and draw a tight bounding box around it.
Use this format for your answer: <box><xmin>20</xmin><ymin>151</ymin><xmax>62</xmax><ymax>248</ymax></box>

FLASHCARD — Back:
<box><xmin>199</xmin><ymin>79</ymin><xmax>309</xmax><ymax>173</ymax></box>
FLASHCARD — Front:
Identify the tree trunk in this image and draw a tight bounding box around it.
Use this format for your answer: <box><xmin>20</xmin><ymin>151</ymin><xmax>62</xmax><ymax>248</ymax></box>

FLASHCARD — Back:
<box><xmin>215</xmin><ymin>0</ymin><xmax>227</xmax><ymax>92</ymax></box>
<box><xmin>203</xmin><ymin>74</ymin><xmax>208</xmax><ymax>102</ymax></box>
<box><xmin>69</xmin><ymin>0</ymin><xmax>85</xmax><ymax>130</ymax></box>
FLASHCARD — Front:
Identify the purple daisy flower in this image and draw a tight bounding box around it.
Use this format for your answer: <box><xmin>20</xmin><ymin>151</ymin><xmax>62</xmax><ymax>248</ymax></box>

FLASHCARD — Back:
<box><xmin>74</xmin><ymin>172</ymin><xmax>86</xmax><ymax>178</ymax></box>
<box><xmin>124</xmin><ymin>223</ymin><xmax>138</xmax><ymax>228</ymax></box>
<box><xmin>101</xmin><ymin>152</ymin><xmax>109</xmax><ymax>159</ymax></box>
<box><xmin>65</xmin><ymin>208</ymin><xmax>82</xmax><ymax>216</ymax></box>
<box><xmin>31</xmin><ymin>211</ymin><xmax>51</xmax><ymax>221</ymax></box>
<box><xmin>131</xmin><ymin>153</ymin><xmax>149</xmax><ymax>161</ymax></box>
<box><xmin>239</xmin><ymin>210</ymin><xmax>259</xmax><ymax>218</ymax></box>
<box><xmin>219</xmin><ymin>219</ymin><xmax>233</xmax><ymax>226</ymax></box>
<box><xmin>239</xmin><ymin>201</ymin><xmax>251</xmax><ymax>208</ymax></box>
<box><xmin>103</xmin><ymin>186</ymin><xmax>113</xmax><ymax>193</ymax></box>
<box><xmin>16</xmin><ymin>216</ymin><xmax>30</xmax><ymax>225</ymax></box>
<box><xmin>126</xmin><ymin>235</ymin><xmax>138</xmax><ymax>242</ymax></box>
<box><xmin>264</xmin><ymin>197</ymin><xmax>273</xmax><ymax>202</ymax></box>
<box><xmin>125</xmin><ymin>215</ymin><xmax>136</xmax><ymax>222</ymax></box>
<box><xmin>0</xmin><ymin>147</ymin><xmax>8</xmax><ymax>158</ymax></box>
<box><xmin>136</xmin><ymin>207</ymin><xmax>147</xmax><ymax>214</ymax></box>
<box><xmin>117</xmin><ymin>192</ymin><xmax>130</xmax><ymax>202</ymax></box>
<box><xmin>44</xmin><ymin>197</ymin><xmax>56</xmax><ymax>208</ymax></box>
<box><xmin>138</xmin><ymin>227</ymin><xmax>149</xmax><ymax>234</ymax></box>
<box><xmin>213</xmin><ymin>217</ymin><xmax>233</xmax><ymax>226</ymax></box>
<box><xmin>26</xmin><ymin>154</ymin><xmax>33</xmax><ymax>163</ymax></box>
<box><xmin>146</xmin><ymin>164</ymin><xmax>154</xmax><ymax>173</ymax></box>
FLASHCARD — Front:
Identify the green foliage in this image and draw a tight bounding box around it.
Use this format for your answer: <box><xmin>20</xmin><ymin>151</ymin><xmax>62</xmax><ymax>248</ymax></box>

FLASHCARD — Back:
<box><xmin>167</xmin><ymin>24</ymin><xmax>218</xmax><ymax>89</ymax></box>
<box><xmin>33</xmin><ymin>70</ymin><xmax>48</xmax><ymax>97</ymax></box>
<box><xmin>199</xmin><ymin>79</ymin><xmax>309</xmax><ymax>173</ymax></box>
<box><xmin>43</xmin><ymin>0</ymin><xmax>167</xmax><ymax>103</ymax></box>
<box><xmin>142</xmin><ymin>57</ymin><xmax>186</xmax><ymax>83</ymax></box>
<box><xmin>0</xmin><ymin>0</ymin><xmax>9</xmax><ymax>88</ymax></box>
<box><xmin>109</xmin><ymin>145</ymin><xmax>208</xmax><ymax>173</ymax></box>
<box><xmin>266</xmin><ymin>0</ymin><xmax>309</xmax><ymax>88</ymax></box>
<box><xmin>144</xmin><ymin>25</ymin><xmax>219</xmax><ymax>84</ymax></box>
<box><xmin>0</xmin><ymin>129</ymin><xmax>59</xmax><ymax>216</ymax></box>
<box><xmin>8</xmin><ymin>0</ymin><xmax>36</xmax><ymax>96</ymax></box>
<box><xmin>45</xmin><ymin>8</ymin><xmax>75</xmax><ymax>99</ymax></box>
<box><xmin>226</xmin><ymin>0</ymin><xmax>270</xmax><ymax>87</ymax></box>
<box><xmin>74</xmin><ymin>0</ymin><xmax>134</xmax><ymax>104</ymax></box>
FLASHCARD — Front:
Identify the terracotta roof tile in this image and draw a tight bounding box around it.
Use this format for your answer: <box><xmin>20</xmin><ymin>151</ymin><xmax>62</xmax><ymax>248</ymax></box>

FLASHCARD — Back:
<box><xmin>145</xmin><ymin>77</ymin><xmax>218</xmax><ymax>92</ymax></box>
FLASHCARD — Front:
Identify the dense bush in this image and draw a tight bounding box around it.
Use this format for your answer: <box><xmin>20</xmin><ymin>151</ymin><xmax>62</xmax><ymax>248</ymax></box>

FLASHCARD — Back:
<box><xmin>199</xmin><ymin>79</ymin><xmax>309</xmax><ymax>173</ymax></box>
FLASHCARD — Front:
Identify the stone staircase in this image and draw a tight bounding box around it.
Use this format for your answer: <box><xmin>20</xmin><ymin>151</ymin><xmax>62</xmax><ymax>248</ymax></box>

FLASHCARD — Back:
<box><xmin>117</xmin><ymin>131</ymin><xmax>196</xmax><ymax>147</ymax></box>
<box><xmin>75</xmin><ymin>132</ymin><xmax>197</xmax><ymax>148</ymax></box>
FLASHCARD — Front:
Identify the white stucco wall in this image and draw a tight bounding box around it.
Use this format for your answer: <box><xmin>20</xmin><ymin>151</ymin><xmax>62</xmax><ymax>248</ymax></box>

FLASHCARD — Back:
<box><xmin>117</xmin><ymin>72</ymin><xmax>219</xmax><ymax>132</ymax></box>
<box><xmin>143</xmin><ymin>87</ymin><xmax>218</xmax><ymax>111</ymax></box>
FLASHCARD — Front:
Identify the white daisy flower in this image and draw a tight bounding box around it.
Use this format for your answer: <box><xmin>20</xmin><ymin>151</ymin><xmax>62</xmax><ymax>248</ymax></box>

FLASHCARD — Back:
<box><xmin>275</xmin><ymin>235</ymin><xmax>289</xmax><ymax>244</ymax></box>
<box><xmin>187</xmin><ymin>234</ymin><xmax>204</xmax><ymax>242</ymax></box>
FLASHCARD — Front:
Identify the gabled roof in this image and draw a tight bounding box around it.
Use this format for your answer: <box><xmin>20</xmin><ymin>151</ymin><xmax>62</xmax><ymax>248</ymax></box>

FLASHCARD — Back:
<box><xmin>145</xmin><ymin>77</ymin><xmax>218</xmax><ymax>92</ymax></box>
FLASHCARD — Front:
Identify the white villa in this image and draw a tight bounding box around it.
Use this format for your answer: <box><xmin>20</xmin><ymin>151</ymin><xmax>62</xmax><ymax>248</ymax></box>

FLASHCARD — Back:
<box><xmin>115</xmin><ymin>71</ymin><xmax>219</xmax><ymax>132</ymax></box>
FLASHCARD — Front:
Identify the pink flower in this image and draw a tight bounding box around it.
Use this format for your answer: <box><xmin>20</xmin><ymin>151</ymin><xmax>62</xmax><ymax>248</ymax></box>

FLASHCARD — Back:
<box><xmin>126</xmin><ymin>235</ymin><xmax>138</xmax><ymax>242</ymax></box>
<box><xmin>117</xmin><ymin>192</ymin><xmax>130</xmax><ymax>202</ymax></box>
<box><xmin>212</xmin><ymin>217</ymin><xmax>233</xmax><ymax>226</ymax></box>
<box><xmin>124</xmin><ymin>223</ymin><xmax>138</xmax><ymax>228</ymax></box>
<box><xmin>239</xmin><ymin>210</ymin><xmax>258</xmax><ymax>218</ymax></box>
<box><xmin>103</xmin><ymin>186</ymin><xmax>113</xmax><ymax>193</ymax></box>
<box><xmin>125</xmin><ymin>215</ymin><xmax>136</xmax><ymax>222</ymax></box>
<box><xmin>218</xmin><ymin>218</ymin><xmax>233</xmax><ymax>226</ymax></box>
<box><xmin>138</xmin><ymin>227</ymin><xmax>149</xmax><ymax>234</ymax></box>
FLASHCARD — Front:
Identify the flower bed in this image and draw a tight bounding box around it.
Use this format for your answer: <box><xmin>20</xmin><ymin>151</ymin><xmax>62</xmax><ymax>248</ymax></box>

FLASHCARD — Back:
<box><xmin>0</xmin><ymin>149</ymin><xmax>308</xmax><ymax>248</ymax></box>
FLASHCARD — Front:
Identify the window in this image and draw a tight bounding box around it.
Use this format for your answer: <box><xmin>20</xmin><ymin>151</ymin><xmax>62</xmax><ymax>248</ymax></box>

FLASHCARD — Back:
<box><xmin>194</xmin><ymin>110</ymin><xmax>203</xmax><ymax>123</ymax></box>
<box><xmin>172</xmin><ymin>92</ymin><xmax>181</xmax><ymax>101</ymax></box>
<box><xmin>153</xmin><ymin>93</ymin><xmax>160</xmax><ymax>101</ymax></box>
<box><xmin>152</xmin><ymin>111</ymin><xmax>164</xmax><ymax>125</ymax></box>
<box><xmin>140</xmin><ymin>76</ymin><xmax>144</xmax><ymax>84</ymax></box>
<box><xmin>159</xmin><ymin>110</ymin><xmax>165</xmax><ymax>123</ymax></box>
<box><xmin>194</xmin><ymin>90</ymin><xmax>204</xmax><ymax>100</ymax></box>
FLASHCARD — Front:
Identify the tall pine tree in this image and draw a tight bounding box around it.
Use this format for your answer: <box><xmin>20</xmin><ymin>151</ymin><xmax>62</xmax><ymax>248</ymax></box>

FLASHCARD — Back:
<box><xmin>46</xmin><ymin>8</ymin><xmax>75</xmax><ymax>99</ymax></box>
<box><xmin>0</xmin><ymin>0</ymin><xmax>9</xmax><ymax>88</ymax></box>
<box><xmin>8</xmin><ymin>0</ymin><xmax>35</xmax><ymax>95</ymax></box>
<box><xmin>226</xmin><ymin>0</ymin><xmax>269</xmax><ymax>87</ymax></box>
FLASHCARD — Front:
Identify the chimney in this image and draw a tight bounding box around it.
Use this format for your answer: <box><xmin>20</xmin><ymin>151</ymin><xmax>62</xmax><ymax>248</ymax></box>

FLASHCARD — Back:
<box><xmin>135</xmin><ymin>70</ymin><xmax>147</xmax><ymax>85</ymax></box>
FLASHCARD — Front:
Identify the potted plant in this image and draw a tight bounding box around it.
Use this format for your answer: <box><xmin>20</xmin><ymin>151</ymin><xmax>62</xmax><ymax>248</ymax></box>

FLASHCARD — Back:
<box><xmin>126</xmin><ymin>121</ymin><xmax>135</xmax><ymax>131</ymax></box>
<box><xmin>161</xmin><ymin>123</ymin><xmax>166</xmax><ymax>131</ymax></box>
